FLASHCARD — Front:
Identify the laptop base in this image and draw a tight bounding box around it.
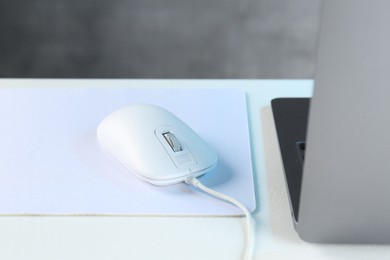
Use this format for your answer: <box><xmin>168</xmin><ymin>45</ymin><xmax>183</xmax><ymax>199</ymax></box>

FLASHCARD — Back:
<box><xmin>271</xmin><ymin>98</ymin><xmax>310</xmax><ymax>222</ymax></box>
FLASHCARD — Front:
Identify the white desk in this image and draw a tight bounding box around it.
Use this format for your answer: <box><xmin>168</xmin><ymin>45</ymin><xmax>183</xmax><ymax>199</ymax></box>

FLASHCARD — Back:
<box><xmin>0</xmin><ymin>79</ymin><xmax>389</xmax><ymax>260</ymax></box>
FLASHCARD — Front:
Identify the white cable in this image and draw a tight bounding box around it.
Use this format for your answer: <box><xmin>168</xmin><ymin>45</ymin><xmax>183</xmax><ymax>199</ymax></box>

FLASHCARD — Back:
<box><xmin>186</xmin><ymin>176</ymin><xmax>254</xmax><ymax>260</ymax></box>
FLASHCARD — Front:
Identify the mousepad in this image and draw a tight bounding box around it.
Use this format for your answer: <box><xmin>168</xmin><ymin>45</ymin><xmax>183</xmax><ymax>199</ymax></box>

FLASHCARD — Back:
<box><xmin>0</xmin><ymin>87</ymin><xmax>255</xmax><ymax>216</ymax></box>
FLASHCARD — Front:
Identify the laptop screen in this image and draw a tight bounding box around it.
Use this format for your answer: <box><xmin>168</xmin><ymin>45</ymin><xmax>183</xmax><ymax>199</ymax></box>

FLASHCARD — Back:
<box><xmin>272</xmin><ymin>0</ymin><xmax>390</xmax><ymax>242</ymax></box>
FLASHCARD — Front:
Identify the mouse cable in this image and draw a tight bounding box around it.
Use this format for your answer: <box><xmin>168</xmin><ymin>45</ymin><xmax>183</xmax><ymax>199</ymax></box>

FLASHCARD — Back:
<box><xmin>185</xmin><ymin>176</ymin><xmax>254</xmax><ymax>260</ymax></box>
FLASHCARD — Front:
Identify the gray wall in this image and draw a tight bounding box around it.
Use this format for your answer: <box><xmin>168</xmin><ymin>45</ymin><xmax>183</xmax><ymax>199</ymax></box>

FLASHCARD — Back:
<box><xmin>0</xmin><ymin>0</ymin><xmax>321</xmax><ymax>78</ymax></box>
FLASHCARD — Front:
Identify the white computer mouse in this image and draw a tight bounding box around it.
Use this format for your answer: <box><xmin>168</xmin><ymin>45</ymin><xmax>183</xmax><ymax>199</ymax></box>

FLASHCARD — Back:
<box><xmin>97</xmin><ymin>104</ymin><xmax>218</xmax><ymax>186</ymax></box>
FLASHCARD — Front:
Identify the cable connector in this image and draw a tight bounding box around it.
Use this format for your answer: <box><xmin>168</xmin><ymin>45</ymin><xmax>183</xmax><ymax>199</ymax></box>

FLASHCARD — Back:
<box><xmin>184</xmin><ymin>175</ymin><xmax>194</xmax><ymax>185</ymax></box>
<box><xmin>185</xmin><ymin>175</ymin><xmax>200</xmax><ymax>186</ymax></box>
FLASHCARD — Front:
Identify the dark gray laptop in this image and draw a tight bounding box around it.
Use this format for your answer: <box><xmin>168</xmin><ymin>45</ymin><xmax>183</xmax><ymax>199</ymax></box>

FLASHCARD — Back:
<box><xmin>272</xmin><ymin>0</ymin><xmax>390</xmax><ymax>243</ymax></box>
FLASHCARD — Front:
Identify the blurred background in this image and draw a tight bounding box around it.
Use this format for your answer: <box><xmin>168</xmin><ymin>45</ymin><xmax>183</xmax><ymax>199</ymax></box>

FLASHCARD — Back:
<box><xmin>0</xmin><ymin>0</ymin><xmax>321</xmax><ymax>78</ymax></box>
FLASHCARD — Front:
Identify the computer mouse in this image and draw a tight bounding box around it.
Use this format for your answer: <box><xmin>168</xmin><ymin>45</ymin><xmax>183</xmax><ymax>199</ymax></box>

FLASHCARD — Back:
<box><xmin>97</xmin><ymin>104</ymin><xmax>218</xmax><ymax>186</ymax></box>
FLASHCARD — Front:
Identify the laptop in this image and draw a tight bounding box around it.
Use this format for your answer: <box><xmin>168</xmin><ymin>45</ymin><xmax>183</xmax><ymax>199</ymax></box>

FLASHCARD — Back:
<box><xmin>272</xmin><ymin>0</ymin><xmax>390</xmax><ymax>243</ymax></box>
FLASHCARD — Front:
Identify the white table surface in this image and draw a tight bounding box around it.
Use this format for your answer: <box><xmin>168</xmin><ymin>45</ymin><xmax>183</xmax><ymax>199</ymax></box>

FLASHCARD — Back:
<box><xmin>0</xmin><ymin>79</ymin><xmax>389</xmax><ymax>260</ymax></box>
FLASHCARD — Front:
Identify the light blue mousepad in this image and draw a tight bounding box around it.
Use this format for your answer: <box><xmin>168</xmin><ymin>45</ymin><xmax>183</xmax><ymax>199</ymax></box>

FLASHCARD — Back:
<box><xmin>0</xmin><ymin>86</ymin><xmax>255</xmax><ymax>216</ymax></box>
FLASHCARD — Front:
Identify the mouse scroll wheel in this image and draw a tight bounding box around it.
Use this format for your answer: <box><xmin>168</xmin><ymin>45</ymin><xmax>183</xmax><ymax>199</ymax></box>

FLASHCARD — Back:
<box><xmin>162</xmin><ymin>132</ymin><xmax>183</xmax><ymax>152</ymax></box>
